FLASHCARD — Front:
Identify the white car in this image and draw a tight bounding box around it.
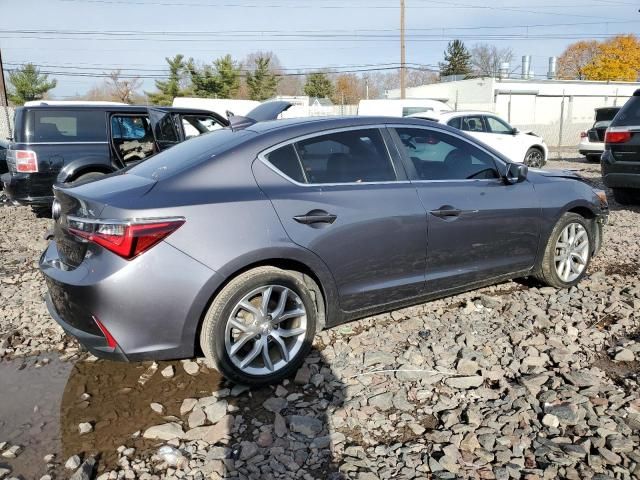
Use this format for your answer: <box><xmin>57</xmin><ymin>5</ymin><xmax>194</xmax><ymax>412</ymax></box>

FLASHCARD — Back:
<box><xmin>409</xmin><ymin>111</ymin><xmax>548</xmax><ymax>167</ymax></box>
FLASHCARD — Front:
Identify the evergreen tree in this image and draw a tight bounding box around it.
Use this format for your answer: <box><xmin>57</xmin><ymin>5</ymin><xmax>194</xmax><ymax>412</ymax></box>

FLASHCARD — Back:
<box><xmin>7</xmin><ymin>63</ymin><xmax>57</xmax><ymax>105</ymax></box>
<box><xmin>146</xmin><ymin>54</ymin><xmax>187</xmax><ymax>105</ymax></box>
<box><xmin>214</xmin><ymin>55</ymin><xmax>241</xmax><ymax>98</ymax></box>
<box><xmin>439</xmin><ymin>40</ymin><xmax>472</xmax><ymax>78</ymax></box>
<box><xmin>303</xmin><ymin>72</ymin><xmax>333</xmax><ymax>99</ymax></box>
<box><xmin>246</xmin><ymin>56</ymin><xmax>279</xmax><ymax>101</ymax></box>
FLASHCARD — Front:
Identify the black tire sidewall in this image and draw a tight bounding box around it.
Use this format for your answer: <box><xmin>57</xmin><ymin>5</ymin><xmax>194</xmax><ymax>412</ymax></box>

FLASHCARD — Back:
<box><xmin>206</xmin><ymin>269</ymin><xmax>317</xmax><ymax>386</ymax></box>
<box><xmin>543</xmin><ymin>213</ymin><xmax>593</xmax><ymax>288</ymax></box>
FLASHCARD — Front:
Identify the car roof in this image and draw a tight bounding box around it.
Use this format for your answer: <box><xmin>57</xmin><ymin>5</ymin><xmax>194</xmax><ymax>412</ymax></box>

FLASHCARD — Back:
<box><xmin>245</xmin><ymin>115</ymin><xmax>452</xmax><ymax>134</ymax></box>
<box><xmin>19</xmin><ymin>104</ymin><xmax>216</xmax><ymax>115</ymax></box>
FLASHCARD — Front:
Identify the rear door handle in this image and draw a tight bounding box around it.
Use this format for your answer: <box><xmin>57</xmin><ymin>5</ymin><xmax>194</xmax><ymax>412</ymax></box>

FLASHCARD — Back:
<box><xmin>430</xmin><ymin>207</ymin><xmax>462</xmax><ymax>218</ymax></box>
<box><xmin>293</xmin><ymin>210</ymin><xmax>337</xmax><ymax>225</ymax></box>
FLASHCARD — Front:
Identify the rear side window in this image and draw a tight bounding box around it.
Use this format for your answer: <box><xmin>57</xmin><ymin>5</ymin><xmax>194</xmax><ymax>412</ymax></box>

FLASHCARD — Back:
<box><xmin>265</xmin><ymin>128</ymin><xmax>396</xmax><ymax>184</ymax></box>
<box><xmin>265</xmin><ymin>144</ymin><xmax>306</xmax><ymax>183</ymax></box>
<box><xmin>447</xmin><ymin>117</ymin><xmax>462</xmax><ymax>129</ymax></box>
<box><xmin>32</xmin><ymin>110</ymin><xmax>105</xmax><ymax>142</ymax></box>
<box><xmin>611</xmin><ymin>97</ymin><xmax>640</xmax><ymax>127</ymax></box>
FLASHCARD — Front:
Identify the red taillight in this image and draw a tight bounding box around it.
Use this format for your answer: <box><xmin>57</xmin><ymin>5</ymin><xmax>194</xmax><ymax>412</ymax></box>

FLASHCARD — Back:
<box><xmin>93</xmin><ymin>316</ymin><xmax>118</xmax><ymax>349</ymax></box>
<box><xmin>580</xmin><ymin>131</ymin><xmax>587</xmax><ymax>138</ymax></box>
<box><xmin>12</xmin><ymin>150</ymin><xmax>39</xmax><ymax>172</ymax></box>
<box><xmin>69</xmin><ymin>219</ymin><xmax>184</xmax><ymax>260</ymax></box>
<box><xmin>605</xmin><ymin>129</ymin><xmax>632</xmax><ymax>144</ymax></box>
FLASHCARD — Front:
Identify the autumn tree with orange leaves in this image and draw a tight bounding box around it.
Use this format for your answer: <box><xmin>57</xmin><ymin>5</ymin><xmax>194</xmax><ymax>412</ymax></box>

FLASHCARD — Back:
<box><xmin>557</xmin><ymin>35</ymin><xmax>640</xmax><ymax>82</ymax></box>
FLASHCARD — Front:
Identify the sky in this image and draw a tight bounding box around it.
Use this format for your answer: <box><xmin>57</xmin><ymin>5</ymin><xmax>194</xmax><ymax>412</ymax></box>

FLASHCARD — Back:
<box><xmin>1</xmin><ymin>0</ymin><xmax>639</xmax><ymax>98</ymax></box>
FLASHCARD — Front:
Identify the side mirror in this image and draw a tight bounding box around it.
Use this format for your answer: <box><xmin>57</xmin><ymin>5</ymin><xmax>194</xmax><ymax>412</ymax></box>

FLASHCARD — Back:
<box><xmin>511</xmin><ymin>127</ymin><xmax>520</xmax><ymax>135</ymax></box>
<box><xmin>504</xmin><ymin>163</ymin><xmax>528</xmax><ymax>184</ymax></box>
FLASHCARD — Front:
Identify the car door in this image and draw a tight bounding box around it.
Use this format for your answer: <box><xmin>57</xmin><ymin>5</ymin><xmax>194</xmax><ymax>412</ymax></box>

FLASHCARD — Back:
<box><xmin>252</xmin><ymin>127</ymin><xmax>428</xmax><ymax>313</ymax></box>
<box><xmin>149</xmin><ymin>108</ymin><xmax>181</xmax><ymax>151</ymax></box>
<box><xmin>484</xmin><ymin>115</ymin><xmax>523</xmax><ymax>162</ymax></box>
<box><xmin>391</xmin><ymin>126</ymin><xmax>540</xmax><ymax>293</ymax></box>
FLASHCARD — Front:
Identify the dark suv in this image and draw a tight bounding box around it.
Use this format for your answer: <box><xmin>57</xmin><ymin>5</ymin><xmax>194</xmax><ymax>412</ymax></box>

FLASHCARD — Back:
<box><xmin>1</xmin><ymin>104</ymin><xmax>227</xmax><ymax>206</ymax></box>
<box><xmin>602</xmin><ymin>90</ymin><xmax>640</xmax><ymax>204</ymax></box>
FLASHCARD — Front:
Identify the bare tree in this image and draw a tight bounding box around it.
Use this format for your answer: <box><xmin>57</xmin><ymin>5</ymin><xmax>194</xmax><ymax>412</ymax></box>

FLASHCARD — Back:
<box><xmin>108</xmin><ymin>70</ymin><xmax>143</xmax><ymax>104</ymax></box>
<box><xmin>470</xmin><ymin>44</ymin><xmax>514</xmax><ymax>78</ymax></box>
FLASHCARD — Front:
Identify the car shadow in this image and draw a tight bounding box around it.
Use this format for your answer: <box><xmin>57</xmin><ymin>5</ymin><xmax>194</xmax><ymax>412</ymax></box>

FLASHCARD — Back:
<box><xmin>58</xmin><ymin>346</ymin><xmax>346</xmax><ymax>479</ymax></box>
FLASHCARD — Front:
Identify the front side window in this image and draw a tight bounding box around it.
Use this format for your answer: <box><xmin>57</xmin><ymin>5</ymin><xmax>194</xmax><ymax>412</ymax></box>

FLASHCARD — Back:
<box><xmin>33</xmin><ymin>110</ymin><xmax>105</xmax><ymax>142</ymax></box>
<box><xmin>266</xmin><ymin>128</ymin><xmax>396</xmax><ymax>184</ymax></box>
<box><xmin>110</xmin><ymin>115</ymin><xmax>155</xmax><ymax>164</ymax></box>
<box><xmin>395</xmin><ymin>127</ymin><xmax>500</xmax><ymax>181</ymax></box>
<box><xmin>460</xmin><ymin>115</ymin><xmax>486</xmax><ymax>133</ymax></box>
<box><xmin>485</xmin><ymin>116</ymin><xmax>513</xmax><ymax>134</ymax></box>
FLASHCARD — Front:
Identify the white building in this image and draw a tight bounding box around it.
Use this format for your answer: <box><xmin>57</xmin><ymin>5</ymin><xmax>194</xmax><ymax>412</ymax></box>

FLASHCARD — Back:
<box><xmin>386</xmin><ymin>78</ymin><xmax>640</xmax><ymax>146</ymax></box>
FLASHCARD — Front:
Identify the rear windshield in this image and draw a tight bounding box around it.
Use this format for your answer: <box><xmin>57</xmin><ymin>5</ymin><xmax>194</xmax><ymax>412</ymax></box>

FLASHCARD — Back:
<box><xmin>130</xmin><ymin>128</ymin><xmax>253</xmax><ymax>180</ymax></box>
<box><xmin>30</xmin><ymin>110</ymin><xmax>106</xmax><ymax>142</ymax></box>
<box><xmin>610</xmin><ymin>97</ymin><xmax>640</xmax><ymax>127</ymax></box>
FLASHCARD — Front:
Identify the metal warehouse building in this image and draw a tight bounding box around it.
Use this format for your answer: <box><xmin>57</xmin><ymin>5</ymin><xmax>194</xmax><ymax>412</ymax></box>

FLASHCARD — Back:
<box><xmin>386</xmin><ymin>78</ymin><xmax>640</xmax><ymax>147</ymax></box>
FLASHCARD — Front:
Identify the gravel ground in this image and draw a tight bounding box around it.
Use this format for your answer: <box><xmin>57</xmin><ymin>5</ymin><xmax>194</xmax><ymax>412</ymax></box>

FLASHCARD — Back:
<box><xmin>0</xmin><ymin>157</ymin><xmax>639</xmax><ymax>480</ymax></box>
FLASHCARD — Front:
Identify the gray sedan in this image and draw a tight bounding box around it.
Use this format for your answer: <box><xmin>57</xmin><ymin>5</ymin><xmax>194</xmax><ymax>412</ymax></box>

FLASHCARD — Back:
<box><xmin>40</xmin><ymin>116</ymin><xmax>608</xmax><ymax>385</ymax></box>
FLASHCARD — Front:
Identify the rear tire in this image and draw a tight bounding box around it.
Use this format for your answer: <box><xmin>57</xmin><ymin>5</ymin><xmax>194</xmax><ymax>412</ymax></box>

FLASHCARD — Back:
<box><xmin>200</xmin><ymin>266</ymin><xmax>317</xmax><ymax>386</ymax></box>
<box><xmin>586</xmin><ymin>154</ymin><xmax>601</xmax><ymax>163</ymax></box>
<box><xmin>534</xmin><ymin>213</ymin><xmax>592</xmax><ymax>288</ymax></box>
<box><xmin>612</xmin><ymin>188</ymin><xmax>639</xmax><ymax>205</ymax></box>
<box><xmin>524</xmin><ymin>148</ymin><xmax>545</xmax><ymax>168</ymax></box>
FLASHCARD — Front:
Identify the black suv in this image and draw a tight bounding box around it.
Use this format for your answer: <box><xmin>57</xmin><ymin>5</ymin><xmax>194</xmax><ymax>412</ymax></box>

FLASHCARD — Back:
<box><xmin>602</xmin><ymin>90</ymin><xmax>640</xmax><ymax>205</ymax></box>
<box><xmin>1</xmin><ymin>104</ymin><xmax>227</xmax><ymax>206</ymax></box>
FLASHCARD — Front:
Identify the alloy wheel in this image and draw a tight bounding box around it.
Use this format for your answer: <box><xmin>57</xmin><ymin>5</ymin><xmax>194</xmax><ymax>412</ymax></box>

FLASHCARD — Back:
<box><xmin>224</xmin><ymin>285</ymin><xmax>307</xmax><ymax>376</ymax></box>
<box><xmin>525</xmin><ymin>150</ymin><xmax>544</xmax><ymax>168</ymax></box>
<box><xmin>554</xmin><ymin>222</ymin><xmax>589</xmax><ymax>283</ymax></box>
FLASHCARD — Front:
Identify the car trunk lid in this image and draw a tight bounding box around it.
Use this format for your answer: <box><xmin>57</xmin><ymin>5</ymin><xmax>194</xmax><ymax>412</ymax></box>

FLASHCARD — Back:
<box><xmin>52</xmin><ymin>173</ymin><xmax>157</xmax><ymax>268</ymax></box>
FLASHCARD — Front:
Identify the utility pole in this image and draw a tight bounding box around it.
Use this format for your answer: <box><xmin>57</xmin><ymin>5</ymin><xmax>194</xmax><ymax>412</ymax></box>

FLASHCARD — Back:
<box><xmin>0</xmin><ymin>47</ymin><xmax>8</xmax><ymax>107</ymax></box>
<box><xmin>400</xmin><ymin>0</ymin><xmax>406</xmax><ymax>99</ymax></box>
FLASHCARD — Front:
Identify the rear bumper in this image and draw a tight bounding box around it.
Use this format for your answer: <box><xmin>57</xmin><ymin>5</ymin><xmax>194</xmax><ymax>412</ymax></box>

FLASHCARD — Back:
<box><xmin>39</xmin><ymin>239</ymin><xmax>222</xmax><ymax>362</ymax></box>
<box><xmin>601</xmin><ymin>151</ymin><xmax>640</xmax><ymax>189</ymax></box>
<box><xmin>1</xmin><ymin>172</ymin><xmax>55</xmax><ymax>206</ymax></box>
<box><xmin>578</xmin><ymin>139</ymin><xmax>604</xmax><ymax>156</ymax></box>
<box><xmin>45</xmin><ymin>293</ymin><xmax>129</xmax><ymax>360</ymax></box>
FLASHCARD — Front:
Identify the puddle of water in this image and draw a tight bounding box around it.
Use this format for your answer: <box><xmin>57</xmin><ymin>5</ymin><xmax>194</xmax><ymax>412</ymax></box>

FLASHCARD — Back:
<box><xmin>59</xmin><ymin>359</ymin><xmax>226</xmax><ymax>470</ymax></box>
<box><xmin>0</xmin><ymin>356</ymin><xmax>72</xmax><ymax>479</ymax></box>
<box><xmin>1</xmin><ymin>349</ymin><xmax>338</xmax><ymax>478</ymax></box>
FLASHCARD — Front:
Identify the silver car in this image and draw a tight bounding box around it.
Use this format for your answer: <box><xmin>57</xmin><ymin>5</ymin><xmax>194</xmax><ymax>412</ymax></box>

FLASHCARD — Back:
<box><xmin>40</xmin><ymin>115</ymin><xmax>608</xmax><ymax>385</ymax></box>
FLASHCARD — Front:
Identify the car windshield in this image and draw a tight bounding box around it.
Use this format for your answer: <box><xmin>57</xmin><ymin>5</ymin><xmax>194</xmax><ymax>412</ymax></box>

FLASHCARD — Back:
<box><xmin>594</xmin><ymin>120</ymin><xmax>612</xmax><ymax>129</ymax></box>
<box><xmin>129</xmin><ymin>128</ymin><xmax>253</xmax><ymax>180</ymax></box>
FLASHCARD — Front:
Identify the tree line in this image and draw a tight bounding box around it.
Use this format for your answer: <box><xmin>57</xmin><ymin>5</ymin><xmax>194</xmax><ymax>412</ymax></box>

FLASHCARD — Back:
<box><xmin>4</xmin><ymin>35</ymin><xmax>640</xmax><ymax>106</ymax></box>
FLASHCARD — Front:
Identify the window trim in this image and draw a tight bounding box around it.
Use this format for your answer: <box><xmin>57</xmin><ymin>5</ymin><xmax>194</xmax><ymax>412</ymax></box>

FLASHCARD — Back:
<box><xmin>258</xmin><ymin>125</ymin><xmax>408</xmax><ymax>187</ymax></box>
<box><xmin>388</xmin><ymin>124</ymin><xmax>508</xmax><ymax>183</ymax></box>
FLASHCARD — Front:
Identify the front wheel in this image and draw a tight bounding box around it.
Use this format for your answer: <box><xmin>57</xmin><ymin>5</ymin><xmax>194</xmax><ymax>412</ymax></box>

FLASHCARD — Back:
<box><xmin>534</xmin><ymin>213</ymin><xmax>592</xmax><ymax>288</ymax></box>
<box><xmin>524</xmin><ymin>148</ymin><xmax>545</xmax><ymax>168</ymax></box>
<box><xmin>200</xmin><ymin>266</ymin><xmax>317</xmax><ymax>386</ymax></box>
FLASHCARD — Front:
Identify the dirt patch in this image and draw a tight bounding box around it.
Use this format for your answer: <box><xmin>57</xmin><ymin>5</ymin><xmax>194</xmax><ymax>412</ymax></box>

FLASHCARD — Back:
<box><xmin>592</xmin><ymin>355</ymin><xmax>640</xmax><ymax>388</ymax></box>
<box><xmin>604</xmin><ymin>260</ymin><xmax>640</xmax><ymax>276</ymax></box>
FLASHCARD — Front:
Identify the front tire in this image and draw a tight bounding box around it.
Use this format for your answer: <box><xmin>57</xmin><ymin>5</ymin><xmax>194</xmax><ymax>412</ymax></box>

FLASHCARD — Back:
<box><xmin>200</xmin><ymin>266</ymin><xmax>317</xmax><ymax>386</ymax></box>
<box><xmin>534</xmin><ymin>213</ymin><xmax>592</xmax><ymax>288</ymax></box>
<box><xmin>524</xmin><ymin>147</ymin><xmax>545</xmax><ymax>168</ymax></box>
